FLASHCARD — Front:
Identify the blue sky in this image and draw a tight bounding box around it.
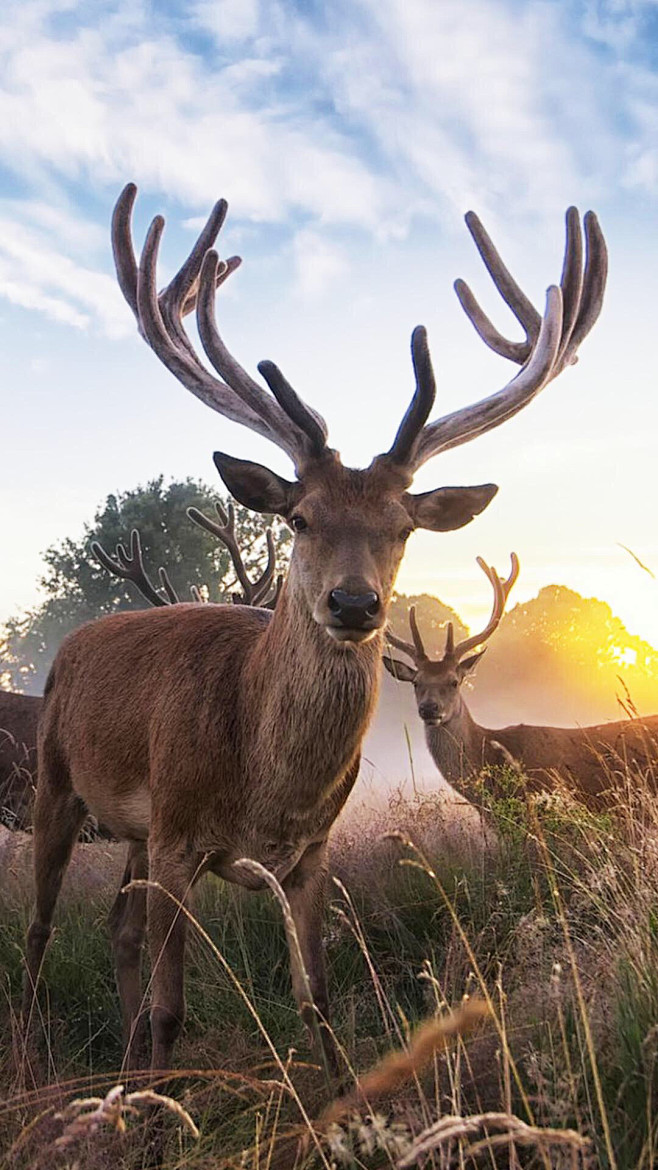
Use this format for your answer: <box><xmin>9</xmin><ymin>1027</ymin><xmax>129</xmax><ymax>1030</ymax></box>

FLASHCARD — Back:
<box><xmin>1</xmin><ymin>0</ymin><xmax>658</xmax><ymax>645</ymax></box>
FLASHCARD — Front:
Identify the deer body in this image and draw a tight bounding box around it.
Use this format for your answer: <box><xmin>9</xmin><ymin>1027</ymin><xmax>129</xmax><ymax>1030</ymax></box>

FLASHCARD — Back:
<box><xmin>424</xmin><ymin>698</ymin><xmax>658</xmax><ymax>806</ymax></box>
<box><xmin>44</xmin><ymin>594</ymin><xmax>376</xmax><ymax>865</ymax></box>
<box><xmin>386</xmin><ymin>557</ymin><xmax>658</xmax><ymax>809</ymax></box>
<box><xmin>24</xmin><ymin>184</ymin><xmax>607</xmax><ymax>1075</ymax></box>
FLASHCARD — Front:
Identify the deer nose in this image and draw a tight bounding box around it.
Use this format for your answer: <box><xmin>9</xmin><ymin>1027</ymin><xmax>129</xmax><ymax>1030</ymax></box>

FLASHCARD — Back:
<box><xmin>328</xmin><ymin>589</ymin><xmax>380</xmax><ymax>628</ymax></box>
<box><xmin>419</xmin><ymin>701</ymin><xmax>440</xmax><ymax>722</ymax></box>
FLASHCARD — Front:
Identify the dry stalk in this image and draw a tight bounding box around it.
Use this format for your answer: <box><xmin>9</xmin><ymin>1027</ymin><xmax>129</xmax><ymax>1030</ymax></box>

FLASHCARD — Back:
<box><xmin>54</xmin><ymin>1082</ymin><xmax>199</xmax><ymax>1148</ymax></box>
<box><xmin>396</xmin><ymin>1110</ymin><xmax>590</xmax><ymax>1167</ymax></box>
<box><xmin>322</xmin><ymin>998</ymin><xmax>490</xmax><ymax>1124</ymax></box>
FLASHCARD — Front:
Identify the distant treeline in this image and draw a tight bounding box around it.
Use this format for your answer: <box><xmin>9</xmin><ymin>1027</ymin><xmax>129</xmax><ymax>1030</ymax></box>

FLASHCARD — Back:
<box><xmin>2</xmin><ymin>478</ymin><xmax>656</xmax><ymax>728</ymax></box>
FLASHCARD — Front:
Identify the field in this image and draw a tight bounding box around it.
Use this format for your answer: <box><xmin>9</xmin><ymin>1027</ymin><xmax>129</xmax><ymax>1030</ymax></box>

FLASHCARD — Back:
<box><xmin>2</xmin><ymin>760</ymin><xmax>658</xmax><ymax>1169</ymax></box>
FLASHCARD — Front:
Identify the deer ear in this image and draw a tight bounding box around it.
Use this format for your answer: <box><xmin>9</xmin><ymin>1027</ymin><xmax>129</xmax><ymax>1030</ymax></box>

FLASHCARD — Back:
<box><xmin>406</xmin><ymin>484</ymin><xmax>498</xmax><ymax>532</ymax></box>
<box><xmin>458</xmin><ymin>648</ymin><xmax>486</xmax><ymax>677</ymax></box>
<box><xmin>382</xmin><ymin>654</ymin><xmax>417</xmax><ymax>683</ymax></box>
<box><xmin>213</xmin><ymin>452</ymin><xmax>299</xmax><ymax>516</ymax></box>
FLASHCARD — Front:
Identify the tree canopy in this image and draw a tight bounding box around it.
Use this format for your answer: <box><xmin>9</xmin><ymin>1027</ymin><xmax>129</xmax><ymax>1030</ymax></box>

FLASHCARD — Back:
<box><xmin>471</xmin><ymin>585</ymin><xmax>658</xmax><ymax>726</ymax></box>
<box><xmin>1</xmin><ymin>477</ymin><xmax>290</xmax><ymax>694</ymax></box>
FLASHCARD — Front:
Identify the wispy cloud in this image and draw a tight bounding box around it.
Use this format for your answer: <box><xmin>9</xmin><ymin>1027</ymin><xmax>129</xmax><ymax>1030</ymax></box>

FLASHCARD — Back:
<box><xmin>0</xmin><ymin>0</ymin><xmax>656</xmax><ymax>332</ymax></box>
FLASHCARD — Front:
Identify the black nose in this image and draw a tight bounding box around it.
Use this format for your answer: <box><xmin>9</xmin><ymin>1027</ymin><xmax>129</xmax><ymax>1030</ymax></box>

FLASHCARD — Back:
<box><xmin>419</xmin><ymin>701</ymin><xmax>440</xmax><ymax>721</ymax></box>
<box><xmin>328</xmin><ymin>589</ymin><xmax>380</xmax><ymax>628</ymax></box>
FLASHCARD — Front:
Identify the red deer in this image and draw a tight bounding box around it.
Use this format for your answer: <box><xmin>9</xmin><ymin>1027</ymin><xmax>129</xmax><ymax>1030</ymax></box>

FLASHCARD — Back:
<box><xmin>0</xmin><ymin>691</ymin><xmax>41</xmax><ymax>829</ymax></box>
<box><xmin>23</xmin><ymin>186</ymin><xmax>607</xmax><ymax>1074</ymax></box>
<box><xmin>385</xmin><ymin>556</ymin><xmax>658</xmax><ymax>809</ymax></box>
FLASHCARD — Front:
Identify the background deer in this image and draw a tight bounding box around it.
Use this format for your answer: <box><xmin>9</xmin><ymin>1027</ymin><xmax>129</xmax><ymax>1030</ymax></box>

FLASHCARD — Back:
<box><xmin>23</xmin><ymin>183</ymin><xmax>607</xmax><ymax>1075</ymax></box>
<box><xmin>92</xmin><ymin>502</ymin><xmax>281</xmax><ymax>610</ymax></box>
<box><xmin>385</xmin><ymin>556</ymin><xmax>658</xmax><ymax>808</ymax></box>
<box><xmin>0</xmin><ymin>691</ymin><xmax>41</xmax><ymax>829</ymax></box>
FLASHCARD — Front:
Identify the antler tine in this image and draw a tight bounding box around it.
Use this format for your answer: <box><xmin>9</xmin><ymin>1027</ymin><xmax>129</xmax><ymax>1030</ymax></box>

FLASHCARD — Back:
<box><xmin>91</xmin><ymin>530</ymin><xmax>170</xmax><ymax>608</ymax></box>
<box><xmin>250</xmin><ymin>529</ymin><xmax>277</xmax><ymax>607</ymax></box>
<box><xmin>386</xmin><ymin>326</ymin><xmax>437</xmax><ymax>465</ymax></box>
<box><xmin>261</xmin><ymin>574</ymin><xmax>284</xmax><ymax>611</ymax></box>
<box><xmin>444</xmin><ymin>622</ymin><xmax>455</xmax><ymax>656</ymax></box>
<box><xmin>399</xmin><ymin>207</ymin><xmax>606</xmax><ymax>472</ymax></box>
<box><xmin>452</xmin><ymin>553</ymin><xmax>519</xmax><ymax>660</ymax></box>
<box><xmin>196</xmin><ymin>250</ymin><xmax>322</xmax><ymax>452</ymax></box>
<box><xmin>214</xmin><ymin>499</ymin><xmax>229</xmax><ymax>526</ymax></box>
<box><xmin>187</xmin><ymin>502</ymin><xmax>255</xmax><ymax>603</ymax></box>
<box><xmin>158</xmin><ymin>566</ymin><xmax>181</xmax><ymax>605</ymax></box>
<box><xmin>190</xmin><ymin>584</ymin><xmax>204</xmax><ymax>603</ymax></box>
<box><xmin>385</xmin><ymin>627</ymin><xmax>419</xmax><ymax>663</ymax></box>
<box><xmin>408</xmin><ymin>606</ymin><xmax>427</xmax><ymax>659</ymax></box>
<box><xmin>113</xmin><ymin>184</ymin><xmax>329</xmax><ymax>472</ymax></box>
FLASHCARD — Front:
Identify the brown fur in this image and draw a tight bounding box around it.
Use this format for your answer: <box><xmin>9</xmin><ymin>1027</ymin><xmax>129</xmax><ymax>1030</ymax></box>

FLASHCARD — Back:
<box><xmin>24</xmin><ymin>458</ymin><xmax>492</xmax><ymax>1075</ymax></box>
<box><xmin>0</xmin><ymin>691</ymin><xmax>41</xmax><ymax>828</ymax></box>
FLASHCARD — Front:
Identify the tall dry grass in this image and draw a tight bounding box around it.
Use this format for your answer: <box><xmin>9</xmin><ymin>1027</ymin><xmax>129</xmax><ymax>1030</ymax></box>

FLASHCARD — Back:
<box><xmin>2</xmin><ymin>740</ymin><xmax>658</xmax><ymax>1167</ymax></box>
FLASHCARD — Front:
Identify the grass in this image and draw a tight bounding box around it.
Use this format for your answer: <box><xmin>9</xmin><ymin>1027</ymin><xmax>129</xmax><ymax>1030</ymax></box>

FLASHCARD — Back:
<box><xmin>2</xmin><ymin>755</ymin><xmax>658</xmax><ymax>1167</ymax></box>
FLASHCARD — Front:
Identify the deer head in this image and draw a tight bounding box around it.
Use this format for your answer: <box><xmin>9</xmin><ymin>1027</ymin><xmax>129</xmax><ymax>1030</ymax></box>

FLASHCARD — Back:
<box><xmin>383</xmin><ymin>554</ymin><xmax>519</xmax><ymax>725</ymax></box>
<box><xmin>113</xmin><ymin>185</ymin><xmax>605</xmax><ymax>644</ymax></box>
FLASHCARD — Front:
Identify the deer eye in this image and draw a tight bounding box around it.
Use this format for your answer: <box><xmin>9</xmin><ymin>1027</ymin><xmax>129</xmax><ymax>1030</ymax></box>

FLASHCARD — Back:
<box><xmin>290</xmin><ymin>515</ymin><xmax>308</xmax><ymax>532</ymax></box>
<box><xmin>450</xmin><ymin>679</ymin><xmax>459</xmax><ymax>689</ymax></box>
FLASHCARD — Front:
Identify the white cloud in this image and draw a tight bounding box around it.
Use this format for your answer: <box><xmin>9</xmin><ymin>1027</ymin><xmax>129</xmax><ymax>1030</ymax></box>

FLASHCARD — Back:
<box><xmin>0</xmin><ymin>0</ymin><xmax>655</xmax><ymax>334</ymax></box>
<box><xmin>292</xmin><ymin>229</ymin><xmax>349</xmax><ymax>297</ymax></box>
<box><xmin>0</xmin><ymin>211</ymin><xmax>129</xmax><ymax>335</ymax></box>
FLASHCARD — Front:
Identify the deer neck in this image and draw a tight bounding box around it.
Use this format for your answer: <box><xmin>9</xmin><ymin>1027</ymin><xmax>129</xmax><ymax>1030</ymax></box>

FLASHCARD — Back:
<box><xmin>243</xmin><ymin>574</ymin><xmax>383</xmax><ymax>819</ymax></box>
<box><xmin>425</xmin><ymin>696</ymin><xmax>488</xmax><ymax>800</ymax></box>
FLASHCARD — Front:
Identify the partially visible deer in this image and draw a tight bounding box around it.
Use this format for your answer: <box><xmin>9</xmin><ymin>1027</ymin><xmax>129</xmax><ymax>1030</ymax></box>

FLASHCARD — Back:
<box><xmin>23</xmin><ymin>185</ymin><xmax>607</xmax><ymax>1075</ymax></box>
<box><xmin>0</xmin><ymin>691</ymin><xmax>41</xmax><ymax>829</ymax></box>
<box><xmin>385</xmin><ymin>557</ymin><xmax>658</xmax><ymax>808</ymax></box>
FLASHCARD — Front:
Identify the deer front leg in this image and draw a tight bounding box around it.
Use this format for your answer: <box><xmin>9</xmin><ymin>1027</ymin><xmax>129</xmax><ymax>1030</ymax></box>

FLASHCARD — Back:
<box><xmin>108</xmin><ymin>840</ymin><xmax>149</xmax><ymax>1070</ymax></box>
<box><xmin>146</xmin><ymin>843</ymin><xmax>197</xmax><ymax>1072</ymax></box>
<box><xmin>283</xmin><ymin>839</ymin><xmax>340</xmax><ymax>1079</ymax></box>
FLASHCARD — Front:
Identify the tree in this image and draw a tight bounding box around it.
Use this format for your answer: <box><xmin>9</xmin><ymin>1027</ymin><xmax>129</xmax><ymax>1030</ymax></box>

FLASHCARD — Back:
<box><xmin>1</xmin><ymin>477</ymin><xmax>290</xmax><ymax>694</ymax></box>
<box><xmin>471</xmin><ymin>585</ymin><xmax>658</xmax><ymax>726</ymax></box>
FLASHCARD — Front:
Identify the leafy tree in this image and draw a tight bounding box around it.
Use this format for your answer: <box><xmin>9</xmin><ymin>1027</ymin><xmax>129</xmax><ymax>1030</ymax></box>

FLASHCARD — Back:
<box><xmin>472</xmin><ymin>585</ymin><xmax>658</xmax><ymax>726</ymax></box>
<box><xmin>1</xmin><ymin>477</ymin><xmax>290</xmax><ymax>695</ymax></box>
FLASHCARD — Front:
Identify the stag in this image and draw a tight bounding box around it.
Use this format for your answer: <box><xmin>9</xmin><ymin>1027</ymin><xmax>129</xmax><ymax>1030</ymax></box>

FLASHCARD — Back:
<box><xmin>385</xmin><ymin>557</ymin><xmax>658</xmax><ymax>808</ymax></box>
<box><xmin>23</xmin><ymin>186</ymin><xmax>607</xmax><ymax>1074</ymax></box>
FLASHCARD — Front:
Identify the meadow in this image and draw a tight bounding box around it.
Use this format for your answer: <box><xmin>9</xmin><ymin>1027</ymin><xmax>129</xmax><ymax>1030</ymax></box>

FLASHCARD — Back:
<box><xmin>2</xmin><ymin>746</ymin><xmax>658</xmax><ymax>1169</ymax></box>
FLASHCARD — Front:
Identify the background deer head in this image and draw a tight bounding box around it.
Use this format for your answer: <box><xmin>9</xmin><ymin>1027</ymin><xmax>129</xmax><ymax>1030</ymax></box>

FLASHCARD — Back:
<box><xmin>113</xmin><ymin>184</ymin><xmax>605</xmax><ymax>644</ymax></box>
<box><xmin>384</xmin><ymin>554</ymin><xmax>519</xmax><ymax>726</ymax></box>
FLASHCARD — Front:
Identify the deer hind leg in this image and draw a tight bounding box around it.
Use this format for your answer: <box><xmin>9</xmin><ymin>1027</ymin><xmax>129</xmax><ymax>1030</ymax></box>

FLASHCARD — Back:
<box><xmin>108</xmin><ymin>840</ymin><xmax>149</xmax><ymax>1070</ymax></box>
<box><xmin>146</xmin><ymin>843</ymin><xmax>198</xmax><ymax>1072</ymax></box>
<box><xmin>22</xmin><ymin>747</ymin><xmax>87</xmax><ymax>1029</ymax></box>
<box><xmin>283</xmin><ymin>839</ymin><xmax>340</xmax><ymax>1080</ymax></box>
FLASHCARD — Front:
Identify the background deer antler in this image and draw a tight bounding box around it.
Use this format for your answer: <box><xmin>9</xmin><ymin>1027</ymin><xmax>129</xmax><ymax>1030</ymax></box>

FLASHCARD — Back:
<box><xmin>450</xmin><ymin>553</ymin><xmax>520</xmax><ymax>660</ymax></box>
<box><xmin>91</xmin><ymin>530</ymin><xmax>176</xmax><ymax>608</ymax></box>
<box><xmin>186</xmin><ymin>502</ymin><xmax>277</xmax><ymax>606</ymax></box>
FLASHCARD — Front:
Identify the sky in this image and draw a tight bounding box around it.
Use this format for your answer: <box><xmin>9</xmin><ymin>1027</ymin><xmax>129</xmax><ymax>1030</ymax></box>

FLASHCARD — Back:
<box><xmin>1</xmin><ymin>0</ymin><xmax>658</xmax><ymax>649</ymax></box>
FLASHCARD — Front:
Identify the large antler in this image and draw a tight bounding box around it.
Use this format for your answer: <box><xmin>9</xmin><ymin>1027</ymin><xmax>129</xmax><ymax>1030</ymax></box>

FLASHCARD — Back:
<box><xmin>384</xmin><ymin>209</ymin><xmax>607</xmax><ymax>471</ymax></box>
<box><xmin>187</xmin><ymin>501</ymin><xmax>277</xmax><ymax>606</ymax></box>
<box><xmin>450</xmin><ymin>552</ymin><xmax>520</xmax><ymax>660</ymax></box>
<box><xmin>92</xmin><ymin>530</ymin><xmax>179</xmax><ymax>608</ymax></box>
<box><xmin>112</xmin><ymin>185</ymin><xmax>328</xmax><ymax>472</ymax></box>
